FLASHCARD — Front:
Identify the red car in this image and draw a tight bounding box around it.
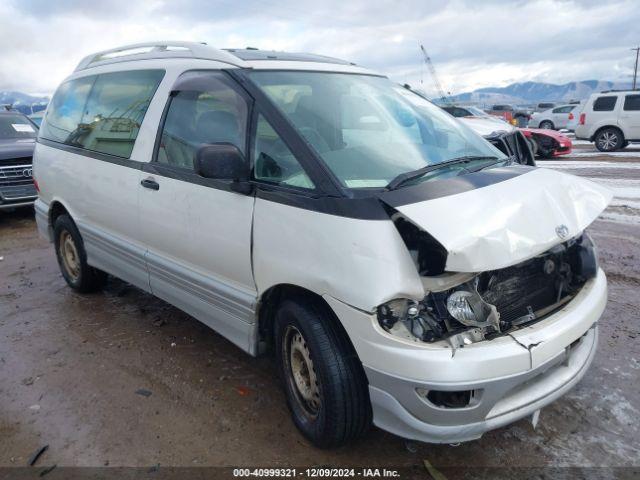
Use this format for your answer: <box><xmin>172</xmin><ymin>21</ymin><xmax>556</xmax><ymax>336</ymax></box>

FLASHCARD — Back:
<box><xmin>520</xmin><ymin>127</ymin><xmax>572</xmax><ymax>158</ymax></box>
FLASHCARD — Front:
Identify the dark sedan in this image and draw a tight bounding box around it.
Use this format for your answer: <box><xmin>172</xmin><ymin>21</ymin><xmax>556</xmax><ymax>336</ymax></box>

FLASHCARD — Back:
<box><xmin>0</xmin><ymin>110</ymin><xmax>38</xmax><ymax>210</ymax></box>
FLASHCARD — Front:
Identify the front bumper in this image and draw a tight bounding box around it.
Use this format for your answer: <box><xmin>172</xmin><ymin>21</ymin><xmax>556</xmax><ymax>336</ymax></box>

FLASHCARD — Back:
<box><xmin>366</xmin><ymin>325</ymin><xmax>597</xmax><ymax>443</ymax></box>
<box><xmin>325</xmin><ymin>268</ymin><xmax>607</xmax><ymax>443</ymax></box>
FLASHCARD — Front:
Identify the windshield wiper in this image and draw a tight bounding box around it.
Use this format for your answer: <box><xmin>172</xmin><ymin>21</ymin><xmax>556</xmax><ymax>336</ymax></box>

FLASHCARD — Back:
<box><xmin>386</xmin><ymin>156</ymin><xmax>499</xmax><ymax>191</ymax></box>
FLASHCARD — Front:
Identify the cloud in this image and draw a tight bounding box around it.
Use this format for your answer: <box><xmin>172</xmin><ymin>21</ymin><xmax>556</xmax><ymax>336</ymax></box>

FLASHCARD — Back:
<box><xmin>2</xmin><ymin>0</ymin><xmax>639</xmax><ymax>96</ymax></box>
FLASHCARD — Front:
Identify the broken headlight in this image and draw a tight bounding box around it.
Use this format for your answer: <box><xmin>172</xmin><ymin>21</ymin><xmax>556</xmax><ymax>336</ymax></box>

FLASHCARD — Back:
<box><xmin>377</xmin><ymin>281</ymin><xmax>500</xmax><ymax>344</ymax></box>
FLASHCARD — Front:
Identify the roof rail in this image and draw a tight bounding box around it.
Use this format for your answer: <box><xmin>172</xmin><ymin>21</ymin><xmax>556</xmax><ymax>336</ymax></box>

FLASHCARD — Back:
<box><xmin>599</xmin><ymin>89</ymin><xmax>639</xmax><ymax>93</ymax></box>
<box><xmin>74</xmin><ymin>41</ymin><xmax>246</xmax><ymax>72</ymax></box>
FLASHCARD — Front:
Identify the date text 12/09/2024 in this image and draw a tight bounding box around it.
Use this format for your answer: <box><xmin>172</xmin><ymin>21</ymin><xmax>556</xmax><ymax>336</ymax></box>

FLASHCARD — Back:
<box><xmin>233</xmin><ymin>468</ymin><xmax>401</xmax><ymax>477</ymax></box>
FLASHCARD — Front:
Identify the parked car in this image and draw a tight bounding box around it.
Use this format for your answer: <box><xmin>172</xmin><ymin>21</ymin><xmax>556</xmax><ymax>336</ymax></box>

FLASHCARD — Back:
<box><xmin>440</xmin><ymin>104</ymin><xmax>535</xmax><ymax>165</ymax></box>
<box><xmin>528</xmin><ymin>105</ymin><xmax>577</xmax><ymax>130</ymax></box>
<box><xmin>575</xmin><ymin>90</ymin><xmax>640</xmax><ymax>151</ymax></box>
<box><xmin>534</xmin><ymin>102</ymin><xmax>556</xmax><ymax>112</ymax></box>
<box><xmin>35</xmin><ymin>42</ymin><xmax>611</xmax><ymax>448</ymax></box>
<box><xmin>486</xmin><ymin>104</ymin><xmax>530</xmax><ymax>127</ymax></box>
<box><xmin>520</xmin><ymin>128</ymin><xmax>573</xmax><ymax>158</ymax></box>
<box><xmin>0</xmin><ymin>109</ymin><xmax>38</xmax><ymax>210</ymax></box>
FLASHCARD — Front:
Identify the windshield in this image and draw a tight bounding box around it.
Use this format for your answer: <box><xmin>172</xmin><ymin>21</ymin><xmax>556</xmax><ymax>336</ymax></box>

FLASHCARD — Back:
<box><xmin>247</xmin><ymin>71</ymin><xmax>505</xmax><ymax>189</ymax></box>
<box><xmin>0</xmin><ymin>113</ymin><xmax>37</xmax><ymax>139</ymax></box>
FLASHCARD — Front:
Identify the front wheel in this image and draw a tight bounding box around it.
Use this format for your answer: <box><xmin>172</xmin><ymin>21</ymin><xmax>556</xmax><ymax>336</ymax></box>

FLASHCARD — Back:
<box><xmin>54</xmin><ymin>214</ymin><xmax>106</xmax><ymax>292</ymax></box>
<box><xmin>274</xmin><ymin>298</ymin><xmax>371</xmax><ymax>448</ymax></box>
<box><xmin>539</xmin><ymin>120</ymin><xmax>554</xmax><ymax>130</ymax></box>
<box><xmin>595</xmin><ymin>128</ymin><xmax>624</xmax><ymax>152</ymax></box>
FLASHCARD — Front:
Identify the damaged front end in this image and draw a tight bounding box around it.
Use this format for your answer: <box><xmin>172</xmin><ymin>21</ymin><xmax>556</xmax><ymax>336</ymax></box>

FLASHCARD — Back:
<box><xmin>377</xmin><ymin>233</ymin><xmax>598</xmax><ymax>349</ymax></box>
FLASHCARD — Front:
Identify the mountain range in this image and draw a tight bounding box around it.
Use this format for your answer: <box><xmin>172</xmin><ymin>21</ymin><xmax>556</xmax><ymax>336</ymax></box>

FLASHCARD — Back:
<box><xmin>0</xmin><ymin>91</ymin><xmax>49</xmax><ymax>115</ymax></box>
<box><xmin>447</xmin><ymin>80</ymin><xmax>632</xmax><ymax>106</ymax></box>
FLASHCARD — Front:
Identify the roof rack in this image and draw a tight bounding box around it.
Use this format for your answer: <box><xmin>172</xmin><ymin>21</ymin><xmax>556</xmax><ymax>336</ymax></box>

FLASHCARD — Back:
<box><xmin>599</xmin><ymin>89</ymin><xmax>639</xmax><ymax>93</ymax></box>
<box><xmin>74</xmin><ymin>41</ymin><xmax>246</xmax><ymax>72</ymax></box>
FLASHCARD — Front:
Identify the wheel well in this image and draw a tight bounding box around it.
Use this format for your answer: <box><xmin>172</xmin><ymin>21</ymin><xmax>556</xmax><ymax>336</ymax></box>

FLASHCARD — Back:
<box><xmin>49</xmin><ymin>201</ymin><xmax>69</xmax><ymax>226</ymax></box>
<box><xmin>592</xmin><ymin>125</ymin><xmax>624</xmax><ymax>142</ymax></box>
<box><xmin>256</xmin><ymin>284</ymin><xmax>355</xmax><ymax>355</ymax></box>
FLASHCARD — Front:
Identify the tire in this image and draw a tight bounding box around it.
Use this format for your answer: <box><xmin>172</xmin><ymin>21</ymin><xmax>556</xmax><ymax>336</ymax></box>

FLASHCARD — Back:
<box><xmin>539</xmin><ymin>120</ymin><xmax>554</xmax><ymax>130</ymax></box>
<box><xmin>526</xmin><ymin>137</ymin><xmax>538</xmax><ymax>156</ymax></box>
<box><xmin>274</xmin><ymin>298</ymin><xmax>371</xmax><ymax>448</ymax></box>
<box><xmin>54</xmin><ymin>214</ymin><xmax>107</xmax><ymax>292</ymax></box>
<box><xmin>595</xmin><ymin>127</ymin><xmax>624</xmax><ymax>152</ymax></box>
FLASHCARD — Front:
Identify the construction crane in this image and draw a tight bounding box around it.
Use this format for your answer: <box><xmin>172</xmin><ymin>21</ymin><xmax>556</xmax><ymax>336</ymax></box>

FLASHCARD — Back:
<box><xmin>420</xmin><ymin>45</ymin><xmax>452</xmax><ymax>105</ymax></box>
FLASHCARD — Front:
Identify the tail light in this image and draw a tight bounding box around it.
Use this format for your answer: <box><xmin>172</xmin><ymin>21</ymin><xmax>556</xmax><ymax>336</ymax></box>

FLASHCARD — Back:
<box><xmin>568</xmin><ymin>112</ymin><xmax>574</xmax><ymax>120</ymax></box>
<box><xmin>34</xmin><ymin>178</ymin><xmax>40</xmax><ymax>193</ymax></box>
<box><xmin>579</xmin><ymin>113</ymin><xmax>586</xmax><ymax>125</ymax></box>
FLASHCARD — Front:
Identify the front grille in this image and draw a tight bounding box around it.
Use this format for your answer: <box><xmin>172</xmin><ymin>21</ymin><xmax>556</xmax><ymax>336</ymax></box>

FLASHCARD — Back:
<box><xmin>0</xmin><ymin>161</ymin><xmax>36</xmax><ymax>201</ymax></box>
<box><xmin>479</xmin><ymin>257</ymin><xmax>561</xmax><ymax>324</ymax></box>
<box><xmin>477</xmin><ymin>242</ymin><xmax>589</xmax><ymax>325</ymax></box>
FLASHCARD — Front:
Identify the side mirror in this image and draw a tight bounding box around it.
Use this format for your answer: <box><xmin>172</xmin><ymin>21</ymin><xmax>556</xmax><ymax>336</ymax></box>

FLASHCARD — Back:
<box><xmin>194</xmin><ymin>143</ymin><xmax>252</xmax><ymax>194</ymax></box>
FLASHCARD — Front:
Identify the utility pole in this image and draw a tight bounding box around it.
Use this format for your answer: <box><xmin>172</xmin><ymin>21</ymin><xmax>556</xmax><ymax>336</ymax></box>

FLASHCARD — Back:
<box><xmin>633</xmin><ymin>46</ymin><xmax>640</xmax><ymax>90</ymax></box>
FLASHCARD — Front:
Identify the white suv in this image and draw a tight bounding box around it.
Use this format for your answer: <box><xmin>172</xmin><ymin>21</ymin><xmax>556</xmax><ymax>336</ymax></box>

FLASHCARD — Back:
<box><xmin>34</xmin><ymin>42</ymin><xmax>611</xmax><ymax>448</ymax></box>
<box><xmin>575</xmin><ymin>90</ymin><xmax>640</xmax><ymax>151</ymax></box>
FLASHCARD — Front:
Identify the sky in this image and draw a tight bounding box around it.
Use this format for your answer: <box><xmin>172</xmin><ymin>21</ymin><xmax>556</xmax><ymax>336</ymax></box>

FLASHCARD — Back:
<box><xmin>1</xmin><ymin>0</ymin><xmax>639</xmax><ymax>97</ymax></box>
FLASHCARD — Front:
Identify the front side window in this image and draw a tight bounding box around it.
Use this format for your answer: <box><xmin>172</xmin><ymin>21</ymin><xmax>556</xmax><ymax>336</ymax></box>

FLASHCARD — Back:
<box><xmin>253</xmin><ymin>113</ymin><xmax>314</xmax><ymax>189</ymax></box>
<box><xmin>158</xmin><ymin>76</ymin><xmax>248</xmax><ymax>170</ymax></box>
<box><xmin>0</xmin><ymin>113</ymin><xmax>37</xmax><ymax>139</ymax></box>
<box><xmin>247</xmin><ymin>71</ymin><xmax>505</xmax><ymax>189</ymax></box>
<box><xmin>623</xmin><ymin>95</ymin><xmax>640</xmax><ymax>111</ymax></box>
<box><xmin>40</xmin><ymin>70</ymin><xmax>164</xmax><ymax>158</ymax></box>
<box><xmin>593</xmin><ymin>96</ymin><xmax>617</xmax><ymax>111</ymax></box>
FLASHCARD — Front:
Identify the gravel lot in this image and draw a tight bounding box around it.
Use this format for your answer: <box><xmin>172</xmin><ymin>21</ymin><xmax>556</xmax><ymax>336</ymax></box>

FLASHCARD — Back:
<box><xmin>1</xmin><ymin>143</ymin><xmax>639</xmax><ymax>477</ymax></box>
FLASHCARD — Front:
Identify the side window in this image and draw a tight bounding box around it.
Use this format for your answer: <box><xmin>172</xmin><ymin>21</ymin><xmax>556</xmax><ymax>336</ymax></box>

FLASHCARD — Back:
<box><xmin>158</xmin><ymin>78</ymin><xmax>248</xmax><ymax>170</ymax></box>
<box><xmin>80</xmin><ymin>70</ymin><xmax>164</xmax><ymax>158</ymax></box>
<box><xmin>39</xmin><ymin>76</ymin><xmax>95</xmax><ymax>145</ymax></box>
<box><xmin>253</xmin><ymin>114</ymin><xmax>315</xmax><ymax>189</ymax></box>
<box><xmin>593</xmin><ymin>96</ymin><xmax>617</xmax><ymax>111</ymax></box>
<box><xmin>623</xmin><ymin>95</ymin><xmax>640</xmax><ymax>111</ymax></box>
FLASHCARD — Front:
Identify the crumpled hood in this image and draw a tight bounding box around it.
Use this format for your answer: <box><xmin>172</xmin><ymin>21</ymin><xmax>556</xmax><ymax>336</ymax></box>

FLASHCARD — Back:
<box><xmin>394</xmin><ymin>167</ymin><xmax>612</xmax><ymax>272</ymax></box>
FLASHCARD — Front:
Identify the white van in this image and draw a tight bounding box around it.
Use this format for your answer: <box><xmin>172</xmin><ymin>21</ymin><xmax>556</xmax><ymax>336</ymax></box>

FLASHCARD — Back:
<box><xmin>575</xmin><ymin>90</ymin><xmax>640</xmax><ymax>151</ymax></box>
<box><xmin>34</xmin><ymin>42</ymin><xmax>611</xmax><ymax>448</ymax></box>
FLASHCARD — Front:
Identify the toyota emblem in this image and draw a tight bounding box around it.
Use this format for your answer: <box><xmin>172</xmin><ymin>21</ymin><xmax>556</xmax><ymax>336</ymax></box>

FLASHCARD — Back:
<box><xmin>555</xmin><ymin>224</ymin><xmax>569</xmax><ymax>239</ymax></box>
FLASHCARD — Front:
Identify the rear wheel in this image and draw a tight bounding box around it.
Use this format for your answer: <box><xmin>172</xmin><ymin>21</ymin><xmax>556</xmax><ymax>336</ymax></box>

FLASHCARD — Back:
<box><xmin>595</xmin><ymin>127</ymin><xmax>624</xmax><ymax>152</ymax></box>
<box><xmin>54</xmin><ymin>214</ymin><xmax>106</xmax><ymax>292</ymax></box>
<box><xmin>539</xmin><ymin>120</ymin><xmax>554</xmax><ymax>130</ymax></box>
<box><xmin>274</xmin><ymin>298</ymin><xmax>371</xmax><ymax>448</ymax></box>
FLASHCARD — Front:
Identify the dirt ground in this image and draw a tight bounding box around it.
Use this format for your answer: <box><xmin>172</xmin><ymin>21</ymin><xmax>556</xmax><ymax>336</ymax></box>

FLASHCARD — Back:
<box><xmin>1</xmin><ymin>143</ymin><xmax>639</xmax><ymax>477</ymax></box>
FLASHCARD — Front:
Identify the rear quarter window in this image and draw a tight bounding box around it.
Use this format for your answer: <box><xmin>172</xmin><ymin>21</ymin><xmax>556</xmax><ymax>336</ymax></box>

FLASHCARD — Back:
<box><xmin>592</xmin><ymin>96</ymin><xmax>617</xmax><ymax>111</ymax></box>
<box><xmin>40</xmin><ymin>69</ymin><xmax>165</xmax><ymax>158</ymax></box>
<box><xmin>623</xmin><ymin>95</ymin><xmax>640</xmax><ymax>111</ymax></box>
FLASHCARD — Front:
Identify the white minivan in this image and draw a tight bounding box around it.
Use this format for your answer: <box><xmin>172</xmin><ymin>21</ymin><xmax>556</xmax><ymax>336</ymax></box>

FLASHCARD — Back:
<box><xmin>575</xmin><ymin>90</ymin><xmax>640</xmax><ymax>151</ymax></box>
<box><xmin>34</xmin><ymin>42</ymin><xmax>611</xmax><ymax>448</ymax></box>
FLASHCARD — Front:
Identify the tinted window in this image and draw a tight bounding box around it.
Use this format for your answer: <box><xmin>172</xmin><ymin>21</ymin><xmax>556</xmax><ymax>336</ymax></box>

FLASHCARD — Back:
<box><xmin>0</xmin><ymin>113</ymin><xmax>37</xmax><ymax>139</ymax></box>
<box><xmin>253</xmin><ymin>113</ymin><xmax>314</xmax><ymax>189</ymax></box>
<box><xmin>593</xmin><ymin>96</ymin><xmax>617</xmax><ymax>111</ymax></box>
<box><xmin>40</xmin><ymin>70</ymin><xmax>164</xmax><ymax>158</ymax></box>
<box><xmin>623</xmin><ymin>95</ymin><xmax>640</xmax><ymax>111</ymax></box>
<box><xmin>39</xmin><ymin>76</ymin><xmax>95</xmax><ymax>145</ymax></box>
<box><xmin>158</xmin><ymin>75</ymin><xmax>248</xmax><ymax>170</ymax></box>
<box><xmin>442</xmin><ymin>107</ymin><xmax>470</xmax><ymax>117</ymax></box>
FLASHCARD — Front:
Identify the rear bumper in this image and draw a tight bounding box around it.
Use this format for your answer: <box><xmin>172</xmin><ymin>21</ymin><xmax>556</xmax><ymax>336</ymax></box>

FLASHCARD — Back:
<box><xmin>0</xmin><ymin>198</ymin><xmax>36</xmax><ymax>210</ymax></box>
<box><xmin>34</xmin><ymin>198</ymin><xmax>52</xmax><ymax>241</ymax></box>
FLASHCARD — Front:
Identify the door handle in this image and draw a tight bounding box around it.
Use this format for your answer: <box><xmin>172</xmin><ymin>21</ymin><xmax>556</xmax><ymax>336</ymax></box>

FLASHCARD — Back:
<box><xmin>140</xmin><ymin>178</ymin><xmax>160</xmax><ymax>190</ymax></box>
